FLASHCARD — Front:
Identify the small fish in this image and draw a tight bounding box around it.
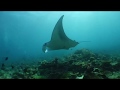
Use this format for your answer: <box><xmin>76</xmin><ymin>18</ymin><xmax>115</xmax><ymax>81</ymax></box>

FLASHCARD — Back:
<box><xmin>1</xmin><ymin>63</ymin><xmax>5</xmax><ymax>70</ymax></box>
<box><xmin>11</xmin><ymin>65</ymin><xmax>14</xmax><ymax>69</ymax></box>
<box><xmin>5</xmin><ymin>57</ymin><xmax>8</xmax><ymax>61</ymax></box>
<box><xmin>2</xmin><ymin>63</ymin><xmax>5</xmax><ymax>67</ymax></box>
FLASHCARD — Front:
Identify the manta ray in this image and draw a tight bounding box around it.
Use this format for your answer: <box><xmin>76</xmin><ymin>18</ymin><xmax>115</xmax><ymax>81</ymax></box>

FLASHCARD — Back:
<box><xmin>42</xmin><ymin>15</ymin><xmax>79</xmax><ymax>53</ymax></box>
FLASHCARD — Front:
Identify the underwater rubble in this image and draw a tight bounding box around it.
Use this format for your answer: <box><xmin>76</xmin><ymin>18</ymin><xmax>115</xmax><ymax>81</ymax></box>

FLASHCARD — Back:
<box><xmin>1</xmin><ymin>48</ymin><xmax>120</xmax><ymax>79</ymax></box>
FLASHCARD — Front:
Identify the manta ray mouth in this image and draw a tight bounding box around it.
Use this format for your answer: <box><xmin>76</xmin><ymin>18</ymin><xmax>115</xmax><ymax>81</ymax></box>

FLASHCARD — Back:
<box><xmin>42</xmin><ymin>46</ymin><xmax>49</xmax><ymax>53</ymax></box>
<box><xmin>45</xmin><ymin>49</ymin><xmax>48</xmax><ymax>53</ymax></box>
<box><xmin>42</xmin><ymin>42</ymin><xmax>50</xmax><ymax>53</ymax></box>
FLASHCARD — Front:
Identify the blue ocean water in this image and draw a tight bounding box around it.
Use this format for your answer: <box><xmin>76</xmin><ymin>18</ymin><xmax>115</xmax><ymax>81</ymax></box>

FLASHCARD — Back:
<box><xmin>0</xmin><ymin>11</ymin><xmax>120</xmax><ymax>65</ymax></box>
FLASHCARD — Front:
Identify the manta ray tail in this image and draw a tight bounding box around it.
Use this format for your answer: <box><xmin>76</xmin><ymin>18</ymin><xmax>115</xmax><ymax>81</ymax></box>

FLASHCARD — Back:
<box><xmin>79</xmin><ymin>41</ymin><xmax>91</xmax><ymax>43</ymax></box>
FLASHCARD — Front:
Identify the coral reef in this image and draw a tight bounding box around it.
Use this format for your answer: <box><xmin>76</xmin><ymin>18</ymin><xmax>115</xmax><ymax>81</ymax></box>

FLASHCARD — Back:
<box><xmin>1</xmin><ymin>48</ymin><xmax>120</xmax><ymax>79</ymax></box>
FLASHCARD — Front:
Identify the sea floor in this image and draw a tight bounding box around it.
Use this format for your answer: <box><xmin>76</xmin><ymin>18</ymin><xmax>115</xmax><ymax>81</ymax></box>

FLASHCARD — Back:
<box><xmin>1</xmin><ymin>48</ymin><xmax>120</xmax><ymax>79</ymax></box>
